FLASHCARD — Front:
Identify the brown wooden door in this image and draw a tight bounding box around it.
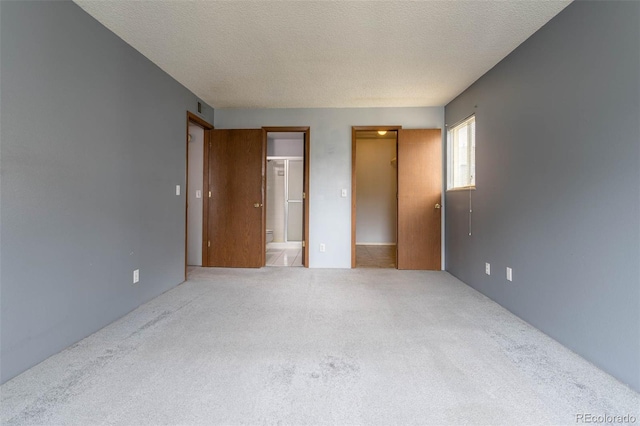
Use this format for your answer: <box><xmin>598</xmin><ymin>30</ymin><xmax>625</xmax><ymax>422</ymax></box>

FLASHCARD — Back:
<box><xmin>208</xmin><ymin>129</ymin><xmax>265</xmax><ymax>267</ymax></box>
<box><xmin>397</xmin><ymin>129</ymin><xmax>442</xmax><ymax>270</ymax></box>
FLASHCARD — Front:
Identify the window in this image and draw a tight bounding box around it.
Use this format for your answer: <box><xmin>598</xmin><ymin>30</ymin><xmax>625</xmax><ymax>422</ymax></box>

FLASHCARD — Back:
<box><xmin>447</xmin><ymin>115</ymin><xmax>475</xmax><ymax>190</ymax></box>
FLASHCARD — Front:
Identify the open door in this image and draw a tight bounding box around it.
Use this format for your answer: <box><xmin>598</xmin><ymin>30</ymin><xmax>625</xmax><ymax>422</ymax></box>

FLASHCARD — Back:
<box><xmin>207</xmin><ymin>129</ymin><xmax>265</xmax><ymax>267</ymax></box>
<box><xmin>397</xmin><ymin>129</ymin><xmax>442</xmax><ymax>270</ymax></box>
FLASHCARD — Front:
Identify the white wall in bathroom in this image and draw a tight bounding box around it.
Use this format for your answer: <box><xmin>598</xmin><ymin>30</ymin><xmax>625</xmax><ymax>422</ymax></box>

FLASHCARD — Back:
<box><xmin>268</xmin><ymin>138</ymin><xmax>304</xmax><ymax>157</ymax></box>
<box><xmin>286</xmin><ymin>160</ymin><xmax>304</xmax><ymax>241</ymax></box>
<box><xmin>267</xmin><ymin>160</ymin><xmax>286</xmax><ymax>242</ymax></box>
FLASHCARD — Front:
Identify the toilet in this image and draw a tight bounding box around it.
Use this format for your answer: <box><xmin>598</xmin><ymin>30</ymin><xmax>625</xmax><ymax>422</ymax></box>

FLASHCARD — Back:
<box><xmin>266</xmin><ymin>229</ymin><xmax>273</xmax><ymax>243</ymax></box>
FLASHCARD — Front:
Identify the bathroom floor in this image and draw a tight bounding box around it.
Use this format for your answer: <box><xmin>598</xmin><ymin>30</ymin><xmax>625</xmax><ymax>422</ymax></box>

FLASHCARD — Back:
<box><xmin>356</xmin><ymin>244</ymin><xmax>396</xmax><ymax>268</ymax></box>
<box><xmin>266</xmin><ymin>244</ymin><xmax>303</xmax><ymax>267</ymax></box>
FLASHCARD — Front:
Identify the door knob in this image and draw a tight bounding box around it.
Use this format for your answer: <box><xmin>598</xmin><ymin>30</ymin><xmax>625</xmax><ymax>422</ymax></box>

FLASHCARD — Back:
<box><xmin>435</xmin><ymin>203</ymin><xmax>441</xmax><ymax>209</ymax></box>
<box><xmin>254</xmin><ymin>203</ymin><xmax>263</xmax><ymax>208</ymax></box>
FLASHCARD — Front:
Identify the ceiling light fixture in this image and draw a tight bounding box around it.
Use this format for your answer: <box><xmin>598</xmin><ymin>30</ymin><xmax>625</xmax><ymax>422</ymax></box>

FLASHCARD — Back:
<box><xmin>378</xmin><ymin>130</ymin><xmax>387</xmax><ymax>136</ymax></box>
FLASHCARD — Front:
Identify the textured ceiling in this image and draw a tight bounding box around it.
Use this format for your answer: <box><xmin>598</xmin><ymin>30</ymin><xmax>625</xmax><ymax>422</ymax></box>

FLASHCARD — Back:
<box><xmin>74</xmin><ymin>1</ymin><xmax>571</xmax><ymax>109</ymax></box>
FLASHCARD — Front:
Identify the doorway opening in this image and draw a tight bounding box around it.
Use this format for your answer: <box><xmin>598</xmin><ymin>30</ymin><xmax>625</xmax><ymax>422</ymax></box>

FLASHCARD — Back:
<box><xmin>265</xmin><ymin>132</ymin><xmax>305</xmax><ymax>267</ymax></box>
<box><xmin>185</xmin><ymin>112</ymin><xmax>213</xmax><ymax>278</ymax></box>
<box><xmin>352</xmin><ymin>126</ymin><xmax>443</xmax><ymax>270</ymax></box>
<box><xmin>198</xmin><ymin>126</ymin><xmax>309</xmax><ymax>269</ymax></box>
<box><xmin>262</xmin><ymin>127</ymin><xmax>310</xmax><ymax>268</ymax></box>
<box><xmin>353</xmin><ymin>127</ymin><xmax>443</xmax><ymax>270</ymax></box>
<box><xmin>352</xmin><ymin>127</ymin><xmax>400</xmax><ymax>268</ymax></box>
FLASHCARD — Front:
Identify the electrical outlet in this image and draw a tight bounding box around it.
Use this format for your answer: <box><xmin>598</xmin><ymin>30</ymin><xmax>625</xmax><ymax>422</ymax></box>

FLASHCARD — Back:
<box><xmin>485</xmin><ymin>263</ymin><xmax>491</xmax><ymax>275</ymax></box>
<box><xmin>341</xmin><ymin>189</ymin><xmax>347</xmax><ymax>198</ymax></box>
<box><xmin>133</xmin><ymin>269</ymin><xmax>140</xmax><ymax>284</ymax></box>
<box><xmin>319</xmin><ymin>243</ymin><xmax>326</xmax><ymax>252</ymax></box>
<box><xmin>196</xmin><ymin>190</ymin><xmax>202</xmax><ymax>199</ymax></box>
<box><xmin>506</xmin><ymin>267</ymin><xmax>513</xmax><ymax>282</ymax></box>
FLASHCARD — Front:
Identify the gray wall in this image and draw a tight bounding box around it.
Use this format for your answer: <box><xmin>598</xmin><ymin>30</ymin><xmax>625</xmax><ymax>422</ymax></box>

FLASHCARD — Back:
<box><xmin>215</xmin><ymin>107</ymin><xmax>444</xmax><ymax>268</ymax></box>
<box><xmin>0</xmin><ymin>1</ymin><xmax>213</xmax><ymax>383</ymax></box>
<box><xmin>355</xmin><ymin>137</ymin><xmax>397</xmax><ymax>244</ymax></box>
<box><xmin>445</xmin><ymin>1</ymin><xmax>639</xmax><ymax>391</ymax></box>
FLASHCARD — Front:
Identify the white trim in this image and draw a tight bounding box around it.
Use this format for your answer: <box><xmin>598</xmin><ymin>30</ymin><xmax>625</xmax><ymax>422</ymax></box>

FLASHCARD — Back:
<box><xmin>447</xmin><ymin>115</ymin><xmax>475</xmax><ymax>190</ymax></box>
<box><xmin>446</xmin><ymin>113</ymin><xmax>476</xmax><ymax>130</ymax></box>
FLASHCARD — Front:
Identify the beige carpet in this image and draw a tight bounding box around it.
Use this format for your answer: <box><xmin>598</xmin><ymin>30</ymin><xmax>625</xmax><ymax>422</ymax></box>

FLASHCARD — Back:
<box><xmin>2</xmin><ymin>267</ymin><xmax>638</xmax><ymax>425</ymax></box>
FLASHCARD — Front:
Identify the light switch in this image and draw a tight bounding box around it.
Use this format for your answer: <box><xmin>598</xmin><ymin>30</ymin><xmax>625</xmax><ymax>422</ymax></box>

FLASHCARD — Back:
<box><xmin>341</xmin><ymin>189</ymin><xmax>347</xmax><ymax>198</ymax></box>
<box><xmin>176</xmin><ymin>185</ymin><xmax>180</xmax><ymax>196</ymax></box>
<box><xmin>196</xmin><ymin>190</ymin><xmax>202</xmax><ymax>199</ymax></box>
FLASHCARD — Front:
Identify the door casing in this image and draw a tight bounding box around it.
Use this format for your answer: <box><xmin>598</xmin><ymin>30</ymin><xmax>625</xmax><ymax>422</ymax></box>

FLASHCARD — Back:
<box><xmin>351</xmin><ymin>126</ymin><xmax>402</xmax><ymax>268</ymax></box>
<box><xmin>185</xmin><ymin>112</ymin><xmax>213</xmax><ymax>276</ymax></box>
<box><xmin>197</xmin><ymin>125</ymin><xmax>310</xmax><ymax>268</ymax></box>
<box><xmin>351</xmin><ymin>126</ymin><xmax>442</xmax><ymax>270</ymax></box>
<box><xmin>263</xmin><ymin>127</ymin><xmax>310</xmax><ymax>267</ymax></box>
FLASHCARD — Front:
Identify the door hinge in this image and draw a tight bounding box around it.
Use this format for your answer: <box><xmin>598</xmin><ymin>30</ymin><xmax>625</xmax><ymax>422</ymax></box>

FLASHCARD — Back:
<box><xmin>208</xmin><ymin>191</ymin><xmax>212</xmax><ymax>198</ymax></box>
<box><xmin>208</xmin><ymin>241</ymin><xmax>211</xmax><ymax>248</ymax></box>
<box><xmin>303</xmin><ymin>192</ymin><xmax>306</xmax><ymax>199</ymax></box>
<box><xmin>302</xmin><ymin>241</ymin><xmax>306</xmax><ymax>248</ymax></box>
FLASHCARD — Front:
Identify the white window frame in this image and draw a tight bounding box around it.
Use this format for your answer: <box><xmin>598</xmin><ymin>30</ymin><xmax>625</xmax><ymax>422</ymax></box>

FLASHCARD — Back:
<box><xmin>447</xmin><ymin>115</ymin><xmax>476</xmax><ymax>190</ymax></box>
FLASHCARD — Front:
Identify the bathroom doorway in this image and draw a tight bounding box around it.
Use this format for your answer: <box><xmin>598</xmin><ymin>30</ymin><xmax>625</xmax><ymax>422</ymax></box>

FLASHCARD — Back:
<box><xmin>266</xmin><ymin>132</ymin><xmax>305</xmax><ymax>267</ymax></box>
